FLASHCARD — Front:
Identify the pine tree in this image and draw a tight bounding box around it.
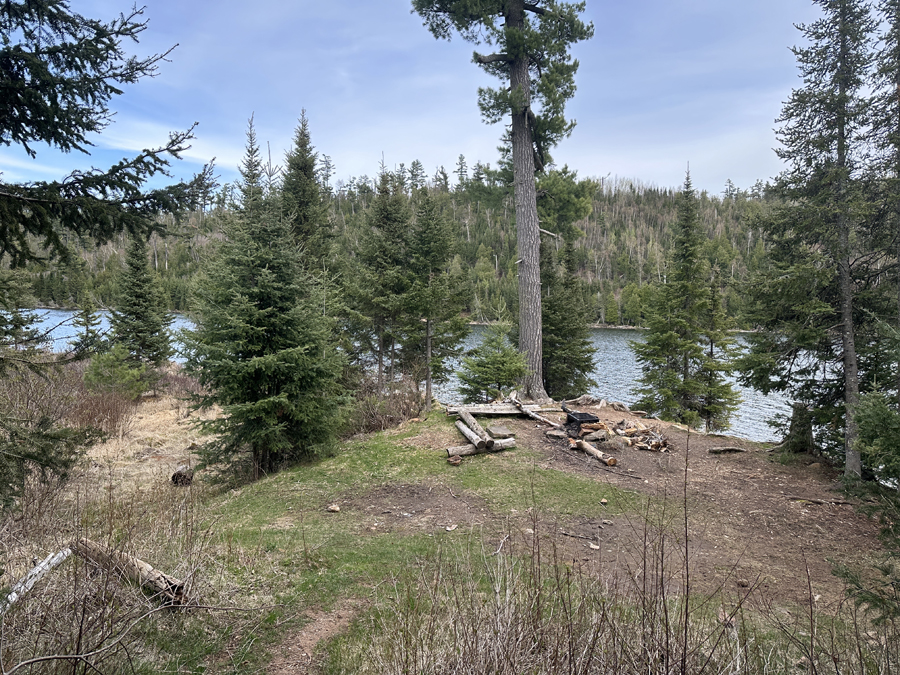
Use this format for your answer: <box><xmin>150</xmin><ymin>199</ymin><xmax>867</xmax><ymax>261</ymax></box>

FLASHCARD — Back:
<box><xmin>412</xmin><ymin>0</ymin><xmax>593</xmax><ymax>401</ymax></box>
<box><xmin>183</xmin><ymin>131</ymin><xmax>345</xmax><ymax>480</ymax></box>
<box><xmin>632</xmin><ymin>172</ymin><xmax>737</xmax><ymax>428</ymax></box>
<box><xmin>70</xmin><ymin>295</ymin><xmax>104</xmax><ymax>355</ymax></box>
<box><xmin>344</xmin><ymin>171</ymin><xmax>414</xmax><ymax>388</ymax></box>
<box><xmin>0</xmin><ymin>270</ymin><xmax>91</xmax><ymax>510</ymax></box>
<box><xmin>696</xmin><ymin>270</ymin><xmax>741</xmax><ymax>431</ymax></box>
<box><xmin>109</xmin><ymin>236</ymin><xmax>172</xmax><ymax>370</ymax></box>
<box><xmin>458</xmin><ymin>325</ymin><xmax>527</xmax><ymax>404</ymax></box>
<box><xmin>540</xmin><ymin>240</ymin><xmax>596</xmax><ymax>399</ymax></box>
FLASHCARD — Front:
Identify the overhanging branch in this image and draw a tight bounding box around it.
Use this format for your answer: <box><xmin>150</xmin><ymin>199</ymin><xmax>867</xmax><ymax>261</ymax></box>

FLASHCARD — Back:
<box><xmin>475</xmin><ymin>52</ymin><xmax>511</xmax><ymax>64</ymax></box>
<box><xmin>524</xmin><ymin>3</ymin><xmax>548</xmax><ymax>15</ymax></box>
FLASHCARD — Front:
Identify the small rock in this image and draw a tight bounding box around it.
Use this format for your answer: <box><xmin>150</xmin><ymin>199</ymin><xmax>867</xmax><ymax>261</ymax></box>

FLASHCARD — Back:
<box><xmin>589</xmin><ymin>543</ymin><xmax>600</xmax><ymax>550</ymax></box>
<box><xmin>326</xmin><ymin>503</ymin><xmax>341</xmax><ymax>513</ymax></box>
<box><xmin>809</xmin><ymin>462</ymin><xmax>821</xmax><ymax>469</ymax></box>
<box><xmin>546</xmin><ymin>429</ymin><xmax>568</xmax><ymax>440</ymax></box>
<box><xmin>583</xmin><ymin>430</ymin><xmax>609</xmax><ymax>442</ymax></box>
<box><xmin>448</xmin><ymin>455</ymin><xmax>462</xmax><ymax>466</ymax></box>
<box><xmin>600</xmin><ymin>498</ymin><xmax>608</xmax><ymax>506</ymax></box>
<box><xmin>446</xmin><ymin>524</ymin><xmax>458</xmax><ymax>531</ymax></box>
<box><xmin>602</xmin><ymin>519</ymin><xmax>613</xmax><ymax>526</ymax></box>
<box><xmin>737</xmin><ymin>578</ymin><xmax>750</xmax><ymax>588</ymax></box>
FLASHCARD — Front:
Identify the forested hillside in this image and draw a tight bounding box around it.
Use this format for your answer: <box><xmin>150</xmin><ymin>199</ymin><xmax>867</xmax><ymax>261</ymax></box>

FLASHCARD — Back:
<box><xmin>26</xmin><ymin>161</ymin><xmax>774</xmax><ymax>330</ymax></box>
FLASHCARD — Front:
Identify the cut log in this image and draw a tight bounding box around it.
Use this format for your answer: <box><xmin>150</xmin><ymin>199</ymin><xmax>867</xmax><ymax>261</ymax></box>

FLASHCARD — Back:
<box><xmin>708</xmin><ymin>446</ymin><xmax>747</xmax><ymax>454</ymax></box>
<box><xmin>171</xmin><ymin>465</ymin><xmax>194</xmax><ymax>486</ymax></box>
<box><xmin>447</xmin><ymin>438</ymin><xmax>516</xmax><ymax>457</ymax></box>
<box><xmin>446</xmin><ymin>403</ymin><xmax>562</xmax><ymax>416</ymax></box>
<box><xmin>569</xmin><ymin>438</ymin><xmax>617</xmax><ymax>466</ymax></box>
<box><xmin>72</xmin><ymin>538</ymin><xmax>186</xmax><ymax>605</ymax></box>
<box><xmin>455</xmin><ymin>420</ymin><xmax>486</xmax><ymax>449</ymax></box>
<box><xmin>458</xmin><ymin>411</ymin><xmax>494</xmax><ymax>448</ymax></box>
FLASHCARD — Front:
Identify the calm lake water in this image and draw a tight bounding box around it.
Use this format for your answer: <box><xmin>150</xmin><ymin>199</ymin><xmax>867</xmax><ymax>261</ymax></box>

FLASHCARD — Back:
<box><xmin>27</xmin><ymin>310</ymin><xmax>787</xmax><ymax>443</ymax></box>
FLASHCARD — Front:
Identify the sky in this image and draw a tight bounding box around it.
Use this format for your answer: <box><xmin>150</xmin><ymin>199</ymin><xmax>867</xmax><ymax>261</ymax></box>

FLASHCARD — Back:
<box><xmin>1</xmin><ymin>0</ymin><xmax>825</xmax><ymax>196</ymax></box>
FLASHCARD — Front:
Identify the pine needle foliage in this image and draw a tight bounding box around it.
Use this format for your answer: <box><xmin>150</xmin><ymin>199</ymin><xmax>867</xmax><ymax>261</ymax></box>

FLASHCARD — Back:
<box><xmin>632</xmin><ymin>173</ymin><xmax>738</xmax><ymax>430</ymax></box>
<box><xmin>183</xmin><ymin>124</ymin><xmax>345</xmax><ymax>480</ymax></box>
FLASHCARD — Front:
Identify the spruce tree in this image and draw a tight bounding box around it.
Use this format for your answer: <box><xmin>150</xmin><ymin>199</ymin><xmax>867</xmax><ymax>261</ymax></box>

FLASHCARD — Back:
<box><xmin>540</xmin><ymin>240</ymin><xmax>597</xmax><ymax>399</ymax></box>
<box><xmin>401</xmin><ymin>191</ymin><xmax>470</xmax><ymax>409</ymax></box>
<box><xmin>632</xmin><ymin>172</ymin><xmax>737</xmax><ymax>428</ymax></box>
<box><xmin>0</xmin><ymin>0</ymin><xmax>212</xmax><ymax>265</ymax></box>
<box><xmin>344</xmin><ymin>171</ymin><xmax>414</xmax><ymax>388</ymax></box>
<box><xmin>696</xmin><ymin>270</ymin><xmax>741</xmax><ymax>431</ymax></box>
<box><xmin>109</xmin><ymin>235</ymin><xmax>172</xmax><ymax>370</ymax></box>
<box><xmin>741</xmin><ymin>0</ymin><xmax>876</xmax><ymax>474</ymax></box>
<box><xmin>458</xmin><ymin>325</ymin><xmax>527</xmax><ymax>404</ymax></box>
<box><xmin>183</xmin><ymin>128</ymin><xmax>345</xmax><ymax>480</ymax></box>
<box><xmin>282</xmin><ymin>110</ymin><xmax>331</xmax><ymax>265</ymax></box>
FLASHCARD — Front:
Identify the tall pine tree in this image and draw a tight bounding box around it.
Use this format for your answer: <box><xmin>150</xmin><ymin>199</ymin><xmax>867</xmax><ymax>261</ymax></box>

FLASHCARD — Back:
<box><xmin>412</xmin><ymin>0</ymin><xmax>593</xmax><ymax>401</ymax></box>
<box><xmin>741</xmin><ymin>0</ymin><xmax>876</xmax><ymax>475</ymax></box>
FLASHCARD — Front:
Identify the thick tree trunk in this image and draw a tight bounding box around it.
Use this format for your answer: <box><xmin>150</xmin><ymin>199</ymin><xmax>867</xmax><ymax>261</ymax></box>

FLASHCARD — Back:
<box><xmin>507</xmin><ymin>0</ymin><xmax>549</xmax><ymax>402</ymax></box>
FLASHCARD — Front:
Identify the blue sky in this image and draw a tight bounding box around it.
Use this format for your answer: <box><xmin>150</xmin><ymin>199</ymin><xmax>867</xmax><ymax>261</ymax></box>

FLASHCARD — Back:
<box><xmin>1</xmin><ymin>0</ymin><xmax>823</xmax><ymax>195</ymax></box>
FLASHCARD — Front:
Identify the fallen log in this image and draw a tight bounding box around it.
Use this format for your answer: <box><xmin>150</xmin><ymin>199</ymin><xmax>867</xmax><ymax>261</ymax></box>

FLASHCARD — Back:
<box><xmin>455</xmin><ymin>420</ymin><xmax>486</xmax><ymax>449</ymax></box>
<box><xmin>708</xmin><ymin>446</ymin><xmax>747</xmax><ymax>454</ymax></box>
<box><xmin>447</xmin><ymin>438</ymin><xmax>516</xmax><ymax>457</ymax></box>
<box><xmin>72</xmin><ymin>538</ymin><xmax>187</xmax><ymax>605</ymax></box>
<box><xmin>569</xmin><ymin>438</ymin><xmax>617</xmax><ymax>466</ymax></box>
<box><xmin>458</xmin><ymin>410</ymin><xmax>494</xmax><ymax>449</ymax></box>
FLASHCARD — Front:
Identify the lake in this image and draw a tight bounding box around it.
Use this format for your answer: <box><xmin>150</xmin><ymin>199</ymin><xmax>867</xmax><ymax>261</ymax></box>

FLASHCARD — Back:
<box><xmin>25</xmin><ymin>310</ymin><xmax>787</xmax><ymax>443</ymax></box>
<box><xmin>434</xmin><ymin>325</ymin><xmax>789</xmax><ymax>444</ymax></box>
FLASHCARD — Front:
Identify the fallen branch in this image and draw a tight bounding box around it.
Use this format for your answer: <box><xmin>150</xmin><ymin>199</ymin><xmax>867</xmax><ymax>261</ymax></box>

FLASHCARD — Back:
<box><xmin>786</xmin><ymin>495</ymin><xmax>854</xmax><ymax>506</ymax></box>
<box><xmin>511</xmin><ymin>394</ymin><xmax>563</xmax><ymax>428</ymax></box>
<box><xmin>1</xmin><ymin>548</ymin><xmax>73</xmax><ymax>616</ymax></box>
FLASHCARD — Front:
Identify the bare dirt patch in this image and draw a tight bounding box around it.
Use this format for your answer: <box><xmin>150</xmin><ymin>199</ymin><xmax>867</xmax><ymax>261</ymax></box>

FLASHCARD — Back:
<box><xmin>412</xmin><ymin>404</ymin><xmax>883</xmax><ymax>608</ymax></box>
<box><xmin>344</xmin><ymin>482</ymin><xmax>490</xmax><ymax>534</ymax></box>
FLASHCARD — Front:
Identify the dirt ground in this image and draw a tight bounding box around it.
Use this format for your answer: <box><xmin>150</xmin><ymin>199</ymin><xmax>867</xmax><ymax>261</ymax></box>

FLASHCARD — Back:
<box><xmin>266</xmin><ymin>404</ymin><xmax>885</xmax><ymax>673</ymax></box>
<box><xmin>84</xmin><ymin>397</ymin><xmax>884</xmax><ymax>672</ymax></box>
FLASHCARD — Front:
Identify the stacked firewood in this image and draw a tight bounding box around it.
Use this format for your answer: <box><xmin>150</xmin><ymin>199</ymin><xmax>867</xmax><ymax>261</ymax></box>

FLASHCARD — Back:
<box><xmin>578</xmin><ymin>419</ymin><xmax>669</xmax><ymax>453</ymax></box>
